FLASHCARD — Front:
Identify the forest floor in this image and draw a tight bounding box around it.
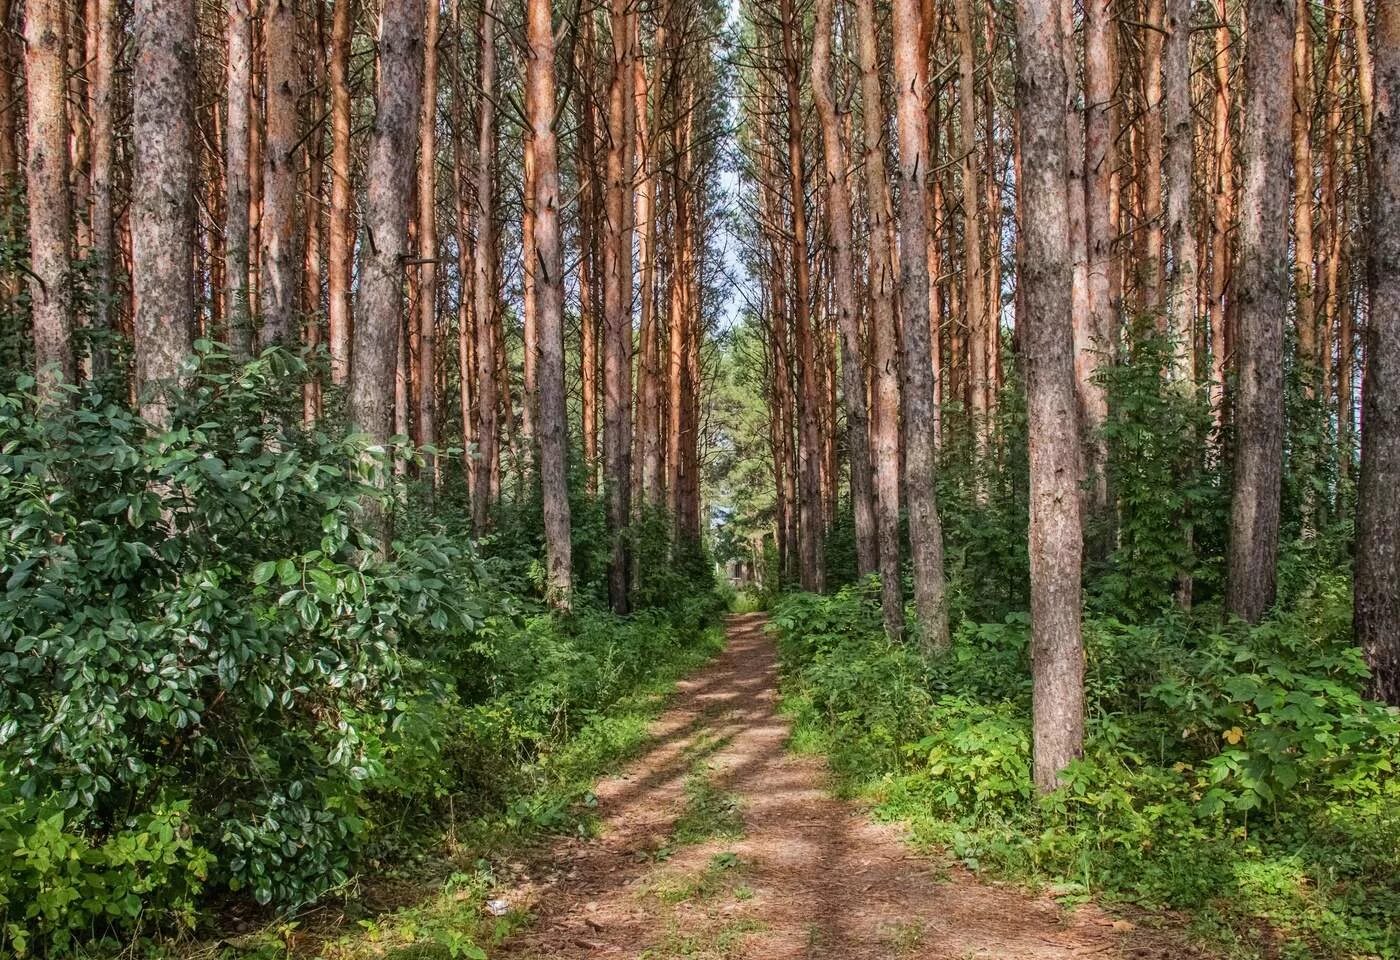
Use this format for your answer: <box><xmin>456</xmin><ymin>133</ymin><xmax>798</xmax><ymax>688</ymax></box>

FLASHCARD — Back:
<box><xmin>489</xmin><ymin>613</ymin><xmax>1203</xmax><ymax>960</ymax></box>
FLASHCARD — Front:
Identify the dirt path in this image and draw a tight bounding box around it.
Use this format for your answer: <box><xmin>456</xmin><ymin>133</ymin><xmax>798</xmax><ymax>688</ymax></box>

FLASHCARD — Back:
<box><xmin>495</xmin><ymin>614</ymin><xmax>1195</xmax><ymax>959</ymax></box>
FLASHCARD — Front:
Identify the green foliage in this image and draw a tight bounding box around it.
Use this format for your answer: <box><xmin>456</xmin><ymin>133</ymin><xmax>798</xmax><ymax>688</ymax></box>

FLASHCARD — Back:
<box><xmin>771</xmin><ymin>582</ymin><xmax>1400</xmax><ymax>958</ymax></box>
<box><xmin>0</xmin><ymin>348</ymin><xmax>726</xmax><ymax>955</ymax></box>
<box><xmin>1095</xmin><ymin>322</ymin><xmax>1221</xmax><ymax>617</ymax></box>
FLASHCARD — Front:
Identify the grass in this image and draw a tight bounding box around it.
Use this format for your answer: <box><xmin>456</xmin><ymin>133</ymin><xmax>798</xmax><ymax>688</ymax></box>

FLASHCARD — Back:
<box><xmin>671</xmin><ymin>765</ymin><xmax>745</xmax><ymax>846</ymax></box>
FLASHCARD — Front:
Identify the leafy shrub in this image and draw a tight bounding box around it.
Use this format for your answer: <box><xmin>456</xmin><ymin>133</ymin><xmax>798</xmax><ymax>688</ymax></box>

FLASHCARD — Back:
<box><xmin>770</xmin><ymin>583</ymin><xmax>1400</xmax><ymax>957</ymax></box>
<box><xmin>0</xmin><ymin>351</ymin><xmax>498</xmax><ymax>949</ymax></box>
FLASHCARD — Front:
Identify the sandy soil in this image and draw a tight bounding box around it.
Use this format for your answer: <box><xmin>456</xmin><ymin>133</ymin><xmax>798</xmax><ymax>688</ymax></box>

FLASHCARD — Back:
<box><xmin>494</xmin><ymin>613</ymin><xmax>1202</xmax><ymax>959</ymax></box>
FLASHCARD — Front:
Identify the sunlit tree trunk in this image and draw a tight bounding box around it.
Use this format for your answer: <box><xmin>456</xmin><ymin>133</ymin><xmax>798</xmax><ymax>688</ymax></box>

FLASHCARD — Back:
<box><xmin>1082</xmin><ymin>0</ymin><xmax>1115</xmax><ymax>519</ymax></box>
<box><xmin>87</xmin><ymin>0</ymin><xmax>115</xmax><ymax>374</ymax></box>
<box><xmin>260</xmin><ymin>0</ymin><xmax>301</xmax><ymax>348</ymax></box>
<box><xmin>25</xmin><ymin>0</ymin><xmax>75</xmax><ymax>400</ymax></box>
<box><xmin>417</xmin><ymin>0</ymin><xmax>439</xmax><ymax>482</ymax></box>
<box><xmin>1209</xmin><ymin>0</ymin><xmax>1235</xmax><ymax>430</ymax></box>
<box><xmin>604</xmin><ymin>0</ymin><xmax>635</xmax><ymax>611</ymax></box>
<box><xmin>954</xmin><ymin>0</ymin><xmax>989</xmax><ymax>464</ymax></box>
<box><xmin>1291</xmin><ymin>0</ymin><xmax>1317</xmax><ymax>392</ymax></box>
<box><xmin>1015</xmin><ymin>0</ymin><xmax>1085</xmax><ymax>791</ymax></box>
<box><xmin>327</xmin><ymin>0</ymin><xmax>355</xmax><ymax>383</ymax></box>
<box><xmin>131</xmin><ymin>0</ymin><xmax>196</xmax><ymax>425</ymax></box>
<box><xmin>348</xmin><ymin>0</ymin><xmax>424</xmax><ymax>512</ymax></box>
<box><xmin>856</xmin><ymin>0</ymin><xmax>904</xmax><ymax>639</ymax></box>
<box><xmin>812</xmin><ymin>0</ymin><xmax>877</xmax><ymax>577</ymax></box>
<box><xmin>1163</xmin><ymin>0</ymin><xmax>1197</xmax><ymax>382</ymax></box>
<box><xmin>1226</xmin><ymin>0</ymin><xmax>1294</xmax><ymax>624</ymax></box>
<box><xmin>894</xmin><ymin>0</ymin><xmax>949</xmax><ymax>651</ymax></box>
<box><xmin>525</xmin><ymin>0</ymin><xmax>573</xmax><ymax>608</ymax></box>
<box><xmin>471</xmin><ymin>0</ymin><xmax>499</xmax><ymax>531</ymax></box>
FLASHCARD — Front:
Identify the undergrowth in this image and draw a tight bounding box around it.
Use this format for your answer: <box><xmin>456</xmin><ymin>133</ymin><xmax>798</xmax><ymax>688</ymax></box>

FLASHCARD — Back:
<box><xmin>770</xmin><ymin>580</ymin><xmax>1400</xmax><ymax>958</ymax></box>
<box><xmin>0</xmin><ymin>348</ymin><xmax>728</xmax><ymax>957</ymax></box>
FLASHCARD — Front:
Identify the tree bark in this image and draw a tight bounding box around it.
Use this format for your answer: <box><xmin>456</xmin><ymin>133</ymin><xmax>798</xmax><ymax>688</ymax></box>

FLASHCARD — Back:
<box><xmin>1225</xmin><ymin>0</ymin><xmax>1294</xmax><ymax>624</ymax></box>
<box><xmin>25</xmin><ymin>0</ymin><xmax>75</xmax><ymax>400</ymax></box>
<box><xmin>417</xmin><ymin>0</ymin><xmax>439</xmax><ymax>481</ymax></box>
<box><xmin>1082</xmin><ymin>0</ymin><xmax>1115</xmax><ymax>516</ymax></box>
<box><xmin>471</xmin><ymin>0</ymin><xmax>498</xmax><ymax>531</ymax></box>
<box><xmin>812</xmin><ymin>0</ymin><xmax>878</xmax><ymax>578</ymax></box>
<box><xmin>348</xmin><ymin>0</ymin><xmax>424</xmax><ymax>494</ymax></box>
<box><xmin>894</xmin><ymin>0</ymin><xmax>949</xmax><ymax>652</ymax></box>
<box><xmin>1015</xmin><ymin>0</ymin><xmax>1085</xmax><ymax>792</ymax></box>
<box><xmin>88</xmin><ymin>0</ymin><xmax>116</xmax><ymax>374</ymax></box>
<box><xmin>1163</xmin><ymin>0</ymin><xmax>1198</xmax><ymax>380</ymax></box>
<box><xmin>260</xmin><ymin>0</ymin><xmax>301</xmax><ymax>348</ymax></box>
<box><xmin>328</xmin><ymin>0</ymin><xmax>356</xmax><ymax>384</ymax></box>
<box><xmin>1355</xmin><ymin>0</ymin><xmax>1399</xmax><ymax>706</ymax></box>
<box><xmin>855</xmin><ymin>0</ymin><xmax>904</xmax><ymax>639</ymax></box>
<box><xmin>131</xmin><ymin>0</ymin><xmax>196</xmax><ymax>425</ymax></box>
<box><xmin>604</xmin><ymin>0</ymin><xmax>635</xmax><ymax>611</ymax></box>
<box><xmin>525</xmin><ymin>0</ymin><xmax>573</xmax><ymax>608</ymax></box>
<box><xmin>954</xmin><ymin>0</ymin><xmax>989</xmax><ymax>462</ymax></box>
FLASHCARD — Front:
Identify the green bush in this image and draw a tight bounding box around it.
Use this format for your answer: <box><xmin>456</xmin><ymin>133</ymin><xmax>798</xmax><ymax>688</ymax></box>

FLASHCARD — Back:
<box><xmin>770</xmin><ymin>582</ymin><xmax>1400</xmax><ymax>957</ymax></box>
<box><xmin>0</xmin><ymin>347</ymin><xmax>726</xmax><ymax>954</ymax></box>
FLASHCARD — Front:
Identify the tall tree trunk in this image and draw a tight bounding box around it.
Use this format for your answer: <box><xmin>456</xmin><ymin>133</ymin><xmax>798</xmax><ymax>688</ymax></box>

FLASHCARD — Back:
<box><xmin>131</xmin><ymin>0</ymin><xmax>196</xmax><ymax>425</ymax></box>
<box><xmin>1354</xmin><ymin>0</ymin><xmax>1398</xmax><ymax>706</ymax></box>
<box><xmin>87</xmin><ymin>0</ymin><xmax>115</xmax><ymax>374</ymax></box>
<box><xmin>1292</xmin><ymin>0</ymin><xmax>1317</xmax><ymax>391</ymax></box>
<box><xmin>812</xmin><ymin>0</ymin><xmax>877</xmax><ymax>577</ymax></box>
<box><xmin>348</xmin><ymin>0</ymin><xmax>424</xmax><ymax>506</ymax></box>
<box><xmin>417</xmin><ymin>0</ymin><xmax>439</xmax><ymax>482</ymax></box>
<box><xmin>634</xmin><ymin>8</ymin><xmax>664</xmax><ymax>508</ymax></box>
<box><xmin>778</xmin><ymin>0</ymin><xmax>825</xmax><ymax>592</ymax></box>
<box><xmin>954</xmin><ymin>0</ymin><xmax>989</xmax><ymax>463</ymax></box>
<box><xmin>1164</xmin><ymin>0</ymin><xmax>1198</xmax><ymax>380</ymax></box>
<box><xmin>25</xmin><ymin>0</ymin><xmax>75</xmax><ymax>400</ymax></box>
<box><xmin>1082</xmin><ymin>0</ymin><xmax>1115</xmax><ymax>521</ymax></box>
<box><xmin>471</xmin><ymin>0</ymin><xmax>498</xmax><ymax>531</ymax></box>
<box><xmin>1225</xmin><ymin>0</ymin><xmax>1294</xmax><ymax>624</ymax></box>
<box><xmin>1143</xmin><ymin>0</ymin><xmax>1166</xmax><ymax>309</ymax></box>
<box><xmin>328</xmin><ymin>0</ymin><xmax>356</xmax><ymax>383</ymax></box>
<box><xmin>224</xmin><ymin>0</ymin><xmax>253</xmax><ymax>357</ymax></box>
<box><xmin>525</xmin><ymin>0</ymin><xmax>573</xmax><ymax>608</ymax></box>
<box><xmin>303</xmin><ymin>0</ymin><xmax>327</xmax><ymax>423</ymax></box>
<box><xmin>604</xmin><ymin>0</ymin><xmax>635</xmax><ymax>611</ymax></box>
<box><xmin>894</xmin><ymin>0</ymin><xmax>949</xmax><ymax>651</ymax></box>
<box><xmin>856</xmin><ymin>0</ymin><xmax>904</xmax><ymax>639</ymax></box>
<box><xmin>1209</xmin><ymin>0</ymin><xmax>1235</xmax><ymax>431</ymax></box>
<box><xmin>260</xmin><ymin>0</ymin><xmax>301</xmax><ymax>348</ymax></box>
<box><xmin>1015</xmin><ymin>0</ymin><xmax>1085</xmax><ymax>792</ymax></box>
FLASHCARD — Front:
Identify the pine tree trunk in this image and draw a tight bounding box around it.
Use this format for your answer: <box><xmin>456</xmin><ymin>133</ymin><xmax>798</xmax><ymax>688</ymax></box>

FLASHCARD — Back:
<box><xmin>224</xmin><ymin>0</ymin><xmax>253</xmax><ymax>357</ymax></box>
<box><xmin>526</xmin><ymin>0</ymin><xmax>573</xmax><ymax>608</ymax></box>
<box><xmin>1225</xmin><ymin>0</ymin><xmax>1294</xmax><ymax>624</ymax></box>
<box><xmin>417</xmin><ymin>0</ymin><xmax>439</xmax><ymax>483</ymax></box>
<box><xmin>471</xmin><ymin>0</ymin><xmax>498</xmax><ymax>531</ymax></box>
<box><xmin>131</xmin><ymin>0</ymin><xmax>196</xmax><ymax>425</ymax></box>
<box><xmin>260</xmin><ymin>0</ymin><xmax>301</xmax><ymax>348</ymax></box>
<box><xmin>348</xmin><ymin>0</ymin><xmax>424</xmax><ymax>494</ymax></box>
<box><xmin>894</xmin><ymin>0</ymin><xmax>949</xmax><ymax>652</ymax></box>
<box><xmin>954</xmin><ymin>0</ymin><xmax>989</xmax><ymax>464</ymax></box>
<box><xmin>1014</xmin><ymin>0</ymin><xmax>1085</xmax><ymax>791</ymax></box>
<box><xmin>604</xmin><ymin>0</ymin><xmax>635</xmax><ymax>611</ymax></box>
<box><xmin>25</xmin><ymin>0</ymin><xmax>75</xmax><ymax>400</ymax></box>
<box><xmin>85</xmin><ymin>0</ymin><xmax>115</xmax><ymax>374</ymax></box>
<box><xmin>1355</xmin><ymin>0</ymin><xmax>1399</xmax><ymax>706</ymax></box>
<box><xmin>1164</xmin><ymin>0</ymin><xmax>1198</xmax><ymax>380</ymax></box>
<box><xmin>856</xmin><ymin>0</ymin><xmax>904</xmax><ymax>639</ymax></box>
<box><xmin>812</xmin><ymin>0</ymin><xmax>877</xmax><ymax>578</ymax></box>
<box><xmin>327</xmin><ymin>0</ymin><xmax>355</xmax><ymax>384</ymax></box>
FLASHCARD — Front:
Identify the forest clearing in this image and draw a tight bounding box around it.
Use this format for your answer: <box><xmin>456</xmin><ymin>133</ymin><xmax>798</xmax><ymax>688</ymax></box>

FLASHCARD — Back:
<box><xmin>0</xmin><ymin>0</ymin><xmax>1397</xmax><ymax>954</ymax></box>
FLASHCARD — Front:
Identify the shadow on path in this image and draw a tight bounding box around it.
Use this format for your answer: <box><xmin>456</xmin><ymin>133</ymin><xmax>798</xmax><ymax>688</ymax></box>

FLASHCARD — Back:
<box><xmin>494</xmin><ymin>614</ymin><xmax>1200</xmax><ymax>960</ymax></box>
